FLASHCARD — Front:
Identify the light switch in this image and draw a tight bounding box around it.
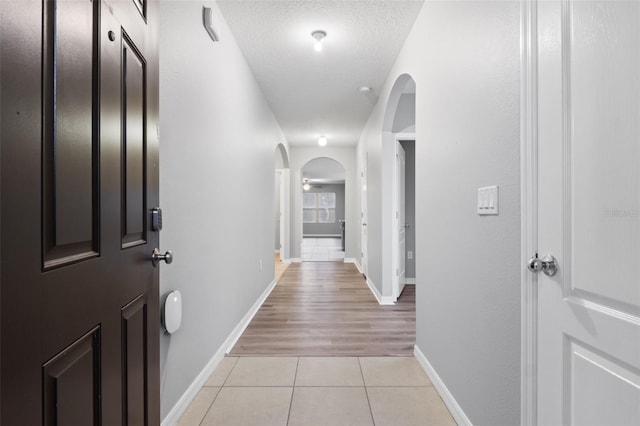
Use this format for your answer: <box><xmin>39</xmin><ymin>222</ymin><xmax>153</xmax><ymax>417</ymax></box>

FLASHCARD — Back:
<box><xmin>478</xmin><ymin>185</ymin><xmax>499</xmax><ymax>215</ymax></box>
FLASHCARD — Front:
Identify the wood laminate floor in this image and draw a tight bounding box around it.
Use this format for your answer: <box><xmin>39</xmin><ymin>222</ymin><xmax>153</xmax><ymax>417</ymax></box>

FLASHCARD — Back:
<box><xmin>230</xmin><ymin>262</ymin><xmax>415</xmax><ymax>356</ymax></box>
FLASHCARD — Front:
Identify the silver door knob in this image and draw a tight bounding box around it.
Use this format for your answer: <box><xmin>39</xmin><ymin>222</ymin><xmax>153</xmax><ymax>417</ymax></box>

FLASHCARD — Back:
<box><xmin>527</xmin><ymin>254</ymin><xmax>557</xmax><ymax>276</ymax></box>
<box><xmin>152</xmin><ymin>248</ymin><xmax>173</xmax><ymax>267</ymax></box>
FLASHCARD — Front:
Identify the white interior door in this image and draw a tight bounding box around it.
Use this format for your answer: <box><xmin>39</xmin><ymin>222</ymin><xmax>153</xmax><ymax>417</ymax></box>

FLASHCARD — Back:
<box><xmin>536</xmin><ymin>1</ymin><xmax>640</xmax><ymax>424</ymax></box>
<box><xmin>395</xmin><ymin>141</ymin><xmax>406</xmax><ymax>299</ymax></box>
<box><xmin>275</xmin><ymin>170</ymin><xmax>282</xmax><ymax>253</ymax></box>
<box><xmin>281</xmin><ymin>168</ymin><xmax>290</xmax><ymax>260</ymax></box>
<box><xmin>361</xmin><ymin>154</ymin><xmax>368</xmax><ymax>277</ymax></box>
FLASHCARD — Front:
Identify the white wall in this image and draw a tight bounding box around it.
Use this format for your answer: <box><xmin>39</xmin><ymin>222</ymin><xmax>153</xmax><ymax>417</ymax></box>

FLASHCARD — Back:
<box><xmin>358</xmin><ymin>1</ymin><xmax>521</xmax><ymax>424</ymax></box>
<box><xmin>393</xmin><ymin>94</ymin><xmax>416</xmax><ymax>133</ymax></box>
<box><xmin>159</xmin><ymin>1</ymin><xmax>288</xmax><ymax>420</ymax></box>
<box><xmin>289</xmin><ymin>147</ymin><xmax>359</xmax><ymax>261</ymax></box>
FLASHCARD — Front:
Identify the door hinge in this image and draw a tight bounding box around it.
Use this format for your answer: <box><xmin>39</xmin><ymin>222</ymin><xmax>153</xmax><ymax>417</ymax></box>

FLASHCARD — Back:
<box><xmin>396</xmin><ymin>268</ymin><xmax>399</xmax><ymax>276</ymax></box>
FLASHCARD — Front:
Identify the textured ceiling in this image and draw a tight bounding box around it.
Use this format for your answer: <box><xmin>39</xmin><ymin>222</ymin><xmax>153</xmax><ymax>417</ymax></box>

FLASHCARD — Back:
<box><xmin>217</xmin><ymin>0</ymin><xmax>424</xmax><ymax>147</ymax></box>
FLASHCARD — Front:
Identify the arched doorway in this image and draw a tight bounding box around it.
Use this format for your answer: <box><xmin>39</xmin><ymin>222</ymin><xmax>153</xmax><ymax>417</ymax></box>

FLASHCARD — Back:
<box><xmin>300</xmin><ymin>157</ymin><xmax>346</xmax><ymax>261</ymax></box>
<box><xmin>381</xmin><ymin>74</ymin><xmax>416</xmax><ymax>301</ymax></box>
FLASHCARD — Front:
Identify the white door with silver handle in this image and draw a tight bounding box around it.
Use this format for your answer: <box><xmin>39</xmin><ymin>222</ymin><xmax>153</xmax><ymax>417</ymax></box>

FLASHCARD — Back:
<box><xmin>532</xmin><ymin>1</ymin><xmax>640</xmax><ymax>424</ymax></box>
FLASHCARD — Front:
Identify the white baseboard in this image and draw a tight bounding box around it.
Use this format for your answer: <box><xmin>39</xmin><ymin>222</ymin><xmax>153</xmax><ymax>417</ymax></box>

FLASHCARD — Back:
<box><xmin>381</xmin><ymin>295</ymin><xmax>396</xmax><ymax>304</ymax></box>
<box><xmin>281</xmin><ymin>257</ymin><xmax>301</xmax><ymax>264</ymax></box>
<box><xmin>275</xmin><ymin>249</ymin><xmax>280</xmax><ymax>254</ymax></box>
<box><xmin>161</xmin><ymin>278</ymin><xmax>278</xmax><ymax>426</ymax></box>
<box><xmin>223</xmin><ymin>279</ymin><xmax>277</xmax><ymax>353</ymax></box>
<box><xmin>365</xmin><ymin>278</ymin><xmax>395</xmax><ymax>305</ymax></box>
<box><xmin>414</xmin><ymin>345</ymin><xmax>472</xmax><ymax>426</ymax></box>
<box><xmin>303</xmin><ymin>234</ymin><xmax>341</xmax><ymax>238</ymax></box>
<box><xmin>161</xmin><ymin>347</ymin><xmax>225</xmax><ymax>426</ymax></box>
<box><xmin>405</xmin><ymin>278</ymin><xmax>416</xmax><ymax>285</ymax></box>
<box><xmin>343</xmin><ymin>258</ymin><xmax>362</xmax><ymax>274</ymax></box>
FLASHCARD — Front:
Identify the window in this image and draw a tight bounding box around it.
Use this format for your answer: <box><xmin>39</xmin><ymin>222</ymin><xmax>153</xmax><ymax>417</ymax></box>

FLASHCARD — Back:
<box><xmin>303</xmin><ymin>193</ymin><xmax>336</xmax><ymax>223</ymax></box>
<box><xmin>303</xmin><ymin>193</ymin><xmax>317</xmax><ymax>223</ymax></box>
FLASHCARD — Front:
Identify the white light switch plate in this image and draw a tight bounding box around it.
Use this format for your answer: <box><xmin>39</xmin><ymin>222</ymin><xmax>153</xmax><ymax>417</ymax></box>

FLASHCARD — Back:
<box><xmin>477</xmin><ymin>185</ymin><xmax>499</xmax><ymax>215</ymax></box>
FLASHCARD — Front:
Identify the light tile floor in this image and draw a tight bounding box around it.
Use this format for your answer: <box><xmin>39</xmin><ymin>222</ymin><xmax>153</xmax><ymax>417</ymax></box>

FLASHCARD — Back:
<box><xmin>301</xmin><ymin>237</ymin><xmax>345</xmax><ymax>261</ymax></box>
<box><xmin>178</xmin><ymin>356</ymin><xmax>456</xmax><ymax>426</ymax></box>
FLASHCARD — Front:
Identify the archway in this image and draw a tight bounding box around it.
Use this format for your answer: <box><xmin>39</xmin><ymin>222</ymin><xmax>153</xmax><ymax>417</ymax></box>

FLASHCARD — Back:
<box><xmin>380</xmin><ymin>74</ymin><xmax>416</xmax><ymax>302</ymax></box>
<box><xmin>274</xmin><ymin>143</ymin><xmax>291</xmax><ymax>279</ymax></box>
<box><xmin>300</xmin><ymin>157</ymin><xmax>346</xmax><ymax>261</ymax></box>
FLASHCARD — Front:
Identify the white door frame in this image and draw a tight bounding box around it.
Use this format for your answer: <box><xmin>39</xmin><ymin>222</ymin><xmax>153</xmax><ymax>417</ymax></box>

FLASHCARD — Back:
<box><xmin>520</xmin><ymin>0</ymin><xmax>538</xmax><ymax>424</ymax></box>
<box><xmin>382</xmin><ymin>132</ymin><xmax>416</xmax><ymax>304</ymax></box>
<box><xmin>275</xmin><ymin>169</ymin><xmax>283</xmax><ymax>254</ymax></box>
<box><xmin>361</xmin><ymin>153</ymin><xmax>369</xmax><ymax>277</ymax></box>
<box><xmin>393</xmin><ymin>136</ymin><xmax>410</xmax><ymax>300</ymax></box>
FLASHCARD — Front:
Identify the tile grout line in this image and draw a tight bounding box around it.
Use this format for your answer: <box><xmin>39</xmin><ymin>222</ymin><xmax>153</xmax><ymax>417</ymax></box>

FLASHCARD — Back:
<box><xmin>197</xmin><ymin>357</ymin><xmax>239</xmax><ymax>426</ymax></box>
<box><xmin>358</xmin><ymin>357</ymin><xmax>377</xmax><ymax>426</ymax></box>
<box><xmin>196</xmin><ymin>386</ymin><xmax>222</xmax><ymax>426</ymax></box>
<box><xmin>286</xmin><ymin>357</ymin><xmax>300</xmax><ymax>426</ymax></box>
<box><xmin>220</xmin><ymin>356</ymin><xmax>240</xmax><ymax>387</ymax></box>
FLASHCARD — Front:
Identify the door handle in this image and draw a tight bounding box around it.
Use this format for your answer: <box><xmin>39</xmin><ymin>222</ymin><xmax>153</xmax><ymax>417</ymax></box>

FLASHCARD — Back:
<box><xmin>403</xmin><ymin>224</ymin><xmax>410</xmax><ymax>228</ymax></box>
<box><xmin>152</xmin><ymin>248</ymin><xmax>173</xmax><ymax>267</ymax></box>
<box><xmin>527</xmin><ymin>254</ymin><xmax>557</xmax><ymax>276</ymax></box>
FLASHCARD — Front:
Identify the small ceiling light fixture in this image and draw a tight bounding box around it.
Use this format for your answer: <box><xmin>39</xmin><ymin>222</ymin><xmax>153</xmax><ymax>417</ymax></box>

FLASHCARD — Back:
<box><xmin>358</xmin><ymin>86</ymin><xmax>378</xmax><ymax>104</ymax></box>
<box><xmin>303</xmin><ymin>180</ymin><xmax>311</xmax><ymax>191</ymax></box>
<box><xmin>318</xmin><ymin>136</ymin><xmax>327</xmax><ymax>147</ymax></box>
<box><xmin>311</xmin><ymin>30</ymin><xmax>327</xmax><ymax>52</ymax></box>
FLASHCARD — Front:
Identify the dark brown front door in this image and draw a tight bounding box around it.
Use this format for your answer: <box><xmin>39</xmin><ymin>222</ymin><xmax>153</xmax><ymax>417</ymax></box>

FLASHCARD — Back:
<box><xmin>1</xmin><ymin>0</ymin><xmax>160</xmax><ymax>424</ymax></box>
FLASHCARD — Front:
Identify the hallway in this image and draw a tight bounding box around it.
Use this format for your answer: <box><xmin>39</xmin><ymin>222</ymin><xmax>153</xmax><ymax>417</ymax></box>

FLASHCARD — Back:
<box><xmin>177</xmin><ymin>261</ymin><xmax>436</xmax><ymax>424</ymax></box>
<box><xmin>2</xmin><ymin>0</ymin><xmax>635</xmax><ymax>424</ymax></box>
<box><xmin>230</xmin><ymin>262</ymin><xmax>415</xmax><ymax>356</ymax></box>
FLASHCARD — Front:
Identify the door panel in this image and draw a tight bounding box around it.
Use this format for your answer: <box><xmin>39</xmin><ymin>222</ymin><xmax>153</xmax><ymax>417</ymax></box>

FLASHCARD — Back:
<box><xmin>122</xmin><ymin>35</ymin><xmax>147</xmax><ymax>248</ymax></box>
<box><xmin>568</xmin><ymin>340</ymin><xmax>640</xmax><ymax>426</ymax></box>
<box><xmin>537</xmin><ymin>0</ymin><xmax>640</xmax><ymax>423</ymax></box>
<box><xmin>568</xmin><ymin>0</ymin><xmax>640</xmax><ymax>310</ymax></box>
<box><xmin>1</xmin><ymin>0</ymin><xmax>160</xmax><ymax>424</ymax></box>
<box><xmin>43</xmin><ymin>0</ymin><xmax>100</xmax><ymax>267</ymax></box>
<box><xmin>43</xmin><ymin>327</ymin><xmax>101</xmax><ymax>426</ymax></box>
<box><xmin>122</xmin><ymin>295</ymin><xmax>148</xmax><ymax>426</ymax></box>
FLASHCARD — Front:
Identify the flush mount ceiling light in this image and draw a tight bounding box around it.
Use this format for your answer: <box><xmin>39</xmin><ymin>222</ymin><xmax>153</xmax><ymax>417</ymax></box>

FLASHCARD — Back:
<box><xmin>303</xmin><ymin>179</ymin><xmax>311</xmax><ymax>191</ymax></box>
<box><xmin>318</xmin><ymin>136</ymin><xmax>327</xmax><ymax>146</ymax></box>
<box><xmin>358</xmin><ymin>86</ymin><xmax>379</xmax><ymax>104</ymax></box>
<box><xmin>311</xmin><ymin>30</ymin><xmax>327</xmax><ymax>52</ymax></box>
